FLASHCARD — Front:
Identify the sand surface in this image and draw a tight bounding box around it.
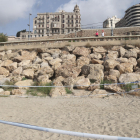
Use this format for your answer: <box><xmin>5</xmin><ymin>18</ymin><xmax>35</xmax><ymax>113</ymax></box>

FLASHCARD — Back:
<box><xmin>0</xmin><ymin>95</ymin><xmax>140</xmax><ymax>140</ymax></box>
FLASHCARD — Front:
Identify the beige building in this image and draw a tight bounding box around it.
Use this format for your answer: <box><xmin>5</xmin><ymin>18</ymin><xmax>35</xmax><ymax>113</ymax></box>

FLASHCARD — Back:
<box><xmin>103</xmin><ymin>16</ymin><xmax>121</xmax><ymax>28</ymax></box>
<box><xmin>20</xmin><ymin>5</ymin><xmax>81</xmax><ymax>39</ymax></box>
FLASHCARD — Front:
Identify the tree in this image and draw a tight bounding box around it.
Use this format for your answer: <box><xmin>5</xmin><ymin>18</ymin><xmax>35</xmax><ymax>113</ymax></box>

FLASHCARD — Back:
<box><xmin>16</xmin><ymin>29</ymin><xmax>26</xmax><ymax>37</ymax></box>
<box><xmin>0</xmin><ymin>33</ymin><xmax>8</xmax><ymax>42</ymax></box>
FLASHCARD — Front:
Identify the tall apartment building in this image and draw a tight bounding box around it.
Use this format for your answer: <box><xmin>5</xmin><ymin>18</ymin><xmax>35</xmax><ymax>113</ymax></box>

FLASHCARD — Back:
<box><xmin>116</xmin><ymin>3</ymin><xmax>140</xmax><ymax>27</ymax></box>
<box><xmin>20</xmin><ymin>5</ymin><xmax>81</xmax><ymax>39</ymax></box>
<box><xmin>103</xmin><ymin>16</ymin><xmax>121</xmax><ymax>28</ymax></box>
<box><xmin>34</xmin><ymin>5</ymin><xmax>81</xmax><ymax>37</ymax></box>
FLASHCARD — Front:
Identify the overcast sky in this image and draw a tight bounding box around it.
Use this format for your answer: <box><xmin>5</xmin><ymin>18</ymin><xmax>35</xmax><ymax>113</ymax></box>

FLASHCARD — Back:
<box><xmin>0</xmin><ymin>0</ymin><xmax>139</xmax><ymax>36</ymax></box>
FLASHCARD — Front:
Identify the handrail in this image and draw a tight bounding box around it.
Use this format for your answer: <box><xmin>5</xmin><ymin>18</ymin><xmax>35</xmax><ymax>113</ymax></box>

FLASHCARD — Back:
<box><xmin>0</xmin><ymin>35</ymin><xmax>140</xmax><ymax>45</ymax></box>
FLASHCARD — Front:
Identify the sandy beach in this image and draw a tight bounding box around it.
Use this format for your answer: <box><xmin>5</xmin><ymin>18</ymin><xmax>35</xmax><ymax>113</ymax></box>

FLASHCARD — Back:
<box><xmin>0</xmin><ymin>95</ymin><xmax>140</xmax><ymax>140</ymax></box>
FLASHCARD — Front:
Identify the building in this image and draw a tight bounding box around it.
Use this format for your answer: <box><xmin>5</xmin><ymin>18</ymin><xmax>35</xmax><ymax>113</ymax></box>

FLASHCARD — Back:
<box><xmin>116</xmin><ymin>3</ymin><xmax>140</xmax><ymax>27</ymax></box>
<box><xmin>20</xmin><ymin>5</ymin><xmax>81</xmax><ymax>39</ymax></box>
<box><xmin>103</xmin><ymin>16</ymin><xmax>121</xmax><ymax>28</ymax></box>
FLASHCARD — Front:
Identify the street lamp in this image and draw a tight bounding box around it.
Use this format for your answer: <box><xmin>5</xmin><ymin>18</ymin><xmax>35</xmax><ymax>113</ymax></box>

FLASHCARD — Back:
<box><xmin>28</xmin><ymin>13</ymin><xmax>32</xmax><ymax>40</ymax></box>
<box><xmin>110</xmin><ymin>19</ymin><xmax>113</xmax><ymax>36</ymax></box>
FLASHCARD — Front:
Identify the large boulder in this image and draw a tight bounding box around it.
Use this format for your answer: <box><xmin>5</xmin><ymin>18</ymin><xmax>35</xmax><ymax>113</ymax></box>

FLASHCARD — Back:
<box><xmin>119</xmin><ymin>47</ymin><xmax>126</xmax><ymax>57</ymax></box>
<box><xmin>119</xmin><ymin>73</ymin><xmax>140</xmax><ymax>83</ymax></box>
<box><xmin>14</xmin><ymin>80</ymin><xmax>33</xmax><ymax>89</ymax></box>
<box><xmin>90</xmin><ymin>53</ymin><xmax>102</xmax><ymax>60</ymax></box>
<box><xmin>111</xmin><ymin>46</ymin><xmax>121</xmax><ymax>51</ymax></box>
<box><xmin>6</xmin><ymin>62</ymin><xmax>17</xmax><ymax>72</ymax></box>
<box><xmin>77</xmin><ymin>56</ymin><xmax>90</xmax><ymax>68</ymax></box>
<box><xmin>81</xmin><ymin>64</ymin><xmax>104</xmax><ymax>82</ymax></box>
<box><xmin>137</xmin><ymin>58</ymin><xmax>140</xmax><ymax>67</ymax></box>
<box><xmin>61</xmin><ymin>54</ymin><xmax>76</xmax><ymax>65</ymax></box>
<box><xmin>73</xmin><ymin>47</ymin><xmax>91</xmax><ymax>57</ymax></box>
<box><xmin>115</xmin><ymin>58</ymin><xmax>128</xmax><ymax>63</ymax></box>
<box><xmin>37</xmin><ymin>75</ymin><xmax>51</xmax><ymax>84</ymax></box>
<box><xmin>40</xmin><ymin>53</ymin><xmax>51</xmax><ymax>59</ymax></box>
<box><xmin>109</xmin><ymin>69</ymin><xmax>120</xmax><ymax>78</ymax></box>
<box><xmin>91</xmin><ymin>59</ymin><xmax>103</xmax><ymax>64</ymax></box>
<box><xmin>12</xmin><ymin>67</ymin><xmax>23</xmax><ymax>76</ymax></box>
<box><xmin>22</xmin><ymin>69</ymin><xmax>34</xmax><ymax>79</ymax></box>
<box><xmin>0</xmin><ymin>67</ymin><xmax>9</xmax><ymax>76</ymax></box>
<box><xmin>33</xmin><ymin>56</ymin><xmax>42</xmax><ymax>64</ymax></box>
<box><xmin>11</xmin><ymin>89</ymin><xmax>26</xmax><ymax>95</ymax></box>
<box><xmin>1</xmin><ymin>60</ymin><xmax>13</xmax><ymax>67</ymax></box>
<box><xmin>124</xmin><ymin>50</ymin><xmax>137</xmax><ymax>58</ymax></box>
<box><xmin>40</xmin><ymin>61</ymin><xmax>49</xmax><ymax>68</ymax></box>
<box><xmin>92</xmin><ymin>47</ymin><xmax>107</xmax><ymax>53</ymax></box>
<box><xmin>128</xmin><ymin>57</ymin><xmax>137</xmax><ymax>67</ymax></box>
<box><xmin>23</xmin><ymin>64</ymin><xmax>40</xmax><ymax>71</ymax></box>
<box><xmin>88</xmin><ymin>81</ymin><xmax>100</xmax><ymax>91</ymax></box>
<box><xmin>49</xmin><ymin>58</ymin><xmax>62</xmax><ymax>66</ymax></box>
<box><xmin>107</xmin><ymin>51</ymin><xmax>118</xmax><ymax>59</ymax></box>
<box><xmin>117</xmin><ymin>63</ymin><xmax>133</xmax><ymax>74</ymax></box>
<box><xmin>15</xmin><ymin>51</ymin><xmax>37</xmax><ymax>62</ymax></box>
<box><xmin>46</xmin><ymin>49</ymin><xmax>61</xmax><ymax>58</ymax></box>
<box><xmin>91</xmin><ymin>89</ymin><xmax>109</xmax><ymax>98</ymax></box>
<box><xmin>75</xmin><ymin>77</ymin><xmax>90</xmax><ymax>89</ymax></box>
<box><xmin>106</xmin><ymin>75</ymin><xmax>118</xmax><ymax>83</ymax></box>
<box><xmin>63</xmin><ymin>46</ymin><xmax>76</xmax><ymax>52</ymax></box>
<box><xmin>0</xmin><ymin>75</ymin><xmax>10</xmax><ymax>85</ymax></box>
<box><xmin>124</xmin><ymin>45</ymin><xmax>135</xmax><ymax>49</ymax></box>
<box><xmin>104</xmin><ymin>84</ymin><xmax>124</xmax><ymax>93</ymax></box>
<box><xmin>55</xmin><ymin>64</ymin><xmax>81</xmax><ymax>79</ymax></box>
<box><xmin>104</xmin><ymin>59</ymin><xmax>119</xmax><ymax>70</ymax></box>
<box><xmin>0</xmin><ymin>51</ymin><xmax>5</xmax><ymax>59</ymax></box>
<box><xmin>18</xmin><ymin>60</ymin><xmax>31</xmax><ymax>67</ymax></box>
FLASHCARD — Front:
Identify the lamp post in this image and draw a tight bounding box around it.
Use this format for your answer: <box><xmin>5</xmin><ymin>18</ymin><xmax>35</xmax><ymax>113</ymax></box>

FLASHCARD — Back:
<box><xmin>111</xmin><ymin>19</ymin><xmax>113</xmax><ymax>36</ymax></box>
<box><xmin>28</xmin><ymin>13</ymin><xmax>32</xmax><ymax>40</ymax></box>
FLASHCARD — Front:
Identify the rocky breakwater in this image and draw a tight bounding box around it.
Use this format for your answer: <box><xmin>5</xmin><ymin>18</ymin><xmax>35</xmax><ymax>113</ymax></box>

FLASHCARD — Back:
<box><xmin>0</xmin><ymin>44</ymin><xmax>140</xmax><ymax>97</ymax></box>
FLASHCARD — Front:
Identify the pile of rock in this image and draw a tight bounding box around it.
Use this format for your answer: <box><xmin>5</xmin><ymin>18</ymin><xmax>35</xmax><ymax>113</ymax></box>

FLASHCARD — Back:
<box><xmin>0</xmin><ymin>44</ymin><xmax>140</xmax><ymax>97</ymax></box>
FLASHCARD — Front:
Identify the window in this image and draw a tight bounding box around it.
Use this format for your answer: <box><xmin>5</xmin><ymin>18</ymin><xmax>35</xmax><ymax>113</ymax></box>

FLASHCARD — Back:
<box><xmin>34</xmin><ymin>30</ymin><xmax>37</xmax><ymax>34</ymax></box>
<box><xmin>76</xmin><ymin>24</ymin><xmax>78</xmax><ymax>27</ymax></box>
<box><xmin>39</xmin><ymin>25</ymin><xmax>40</xmax><ymax>27</ymax></box>
<box><xmin>72</xmin><ymin>24</ymin><xmax>73</xmax><ymax>27</ymax></box>
<box><xmin>39</xmin><ymin>30</ymin><xmax>40</xmax><ymax>33</ymax></box>
<box><xmin>76</xmin><ymin>20</ymin><xmax>78</xmax><ymax>23</ymax></box>
<box><xmin>63</xmin><ymin>15</ymin><xmax>64</xmax><ymax>18</ymax></box>
<box><xmin>62</xmin><ymin>24</ymin><xmax>64</xmax><ymax>28</ymax></box>
<box><xmin>68</xmin><ymin>24</ymin><xmax>70</xmax><ymax>27</ymax></box>
<box><xmin>68</xmin><ymin>20</ymin><xmax>69</xmax><ymax>23</ymax></box>
<box><xmin>42</xmin><ymin>25</ymin><xmax>44</xmax><ymax>27</ymax></box>
<box><xmin>68</xmin><ymin>15</ymin><xmax>69</xmax><ymax>18</ymax></box>
<box><xmin>35</xmin><ymin>20</ymin><xmax>37</xmax><ymax>24</ymax></box>
<box><xmin>68</xmin><ymin>29</ymin><xmax>70</xmax><ymax>33</ymax></box>
<box><xmin>72</xmin><ymin>20</ymin><xmax>73</xmax><ymax>23</ymax></box>
<box><xmin>76</xmin><ymin>15</ymin><xmax>78</xmax><ymax>18</ymax></box>
<box><xmin>72</xmin><ymin>29</ymin><xmax>73</xmax><ymax>31</ymax></box>
<box><xmin>35</xmin><ymin>35</ymin><xmax>36</xmax><ymax>37</ymax></box>
<box><xmin>72</xmin><ymin>15</ymin><xmax>73</xmax><ymax>18</ymax></box>
<box><xmin>39</xmin><ymin>35</ymin><xmax>40</xmax><ymax>37</ymax></box>
<box><xmin>63</xmin><ymin>20</ymin><xmax>65</xmax><ymax>23</ymax></box>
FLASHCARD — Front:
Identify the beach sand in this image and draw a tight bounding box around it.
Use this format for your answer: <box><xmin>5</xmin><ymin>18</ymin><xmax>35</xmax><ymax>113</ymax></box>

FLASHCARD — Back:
<box><xmin>0</xmin><ymin>95</ymin><xmax>140</xmax><ymax>140</ymax></box>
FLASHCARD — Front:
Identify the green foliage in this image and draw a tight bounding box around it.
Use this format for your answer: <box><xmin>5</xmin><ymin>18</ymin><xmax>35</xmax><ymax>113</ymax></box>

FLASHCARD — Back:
<box><xmin>73</xmin><ymin>40</ymin><xmax>75</xmax><ymax>42</ymax></box>
<box><xmin>121</xmin><ymin>83</ymin><xmax>136</xmax><ymax>92</ymax></box>
<box><xmin>90</xmin><ymin>79</ymin><xmax>96</xmax><ymax>83</ymax></box>
<box><xmin>26</xmin><ymin>82</ymin><xmax>53</xmax><ymax>96</ymax></box>
<box><xmin>16</xmin><ymin>29</ymin><xmax>26</xmax><ymax>37</ymax></box>
<box><xmin>2</xmin><ymin>80</ymin><xmax>16</xmax><ymax>91</ymax></box>
<box><xmin>22</xmin><ymin>77</ymin><xmax>28</xmax><ymax>81</ymax></box>
<box><xmin>69</xmin><ymin>40</ymin><xmax>71</xmax><ymax>42</ymax></box>
<box><xmin>100</xmin><ymin>80</ymin><xmax>112</xmax><ymax>89</ymax></box>
<box><xmin>0</xmin><ymin>33</ymin><xmax>8</xmax><ymax>42</ymax></box>
<box><xmin>65</xmin><ymin>88</ymin><xmax>73</xmax><ymax>94</ymax></box>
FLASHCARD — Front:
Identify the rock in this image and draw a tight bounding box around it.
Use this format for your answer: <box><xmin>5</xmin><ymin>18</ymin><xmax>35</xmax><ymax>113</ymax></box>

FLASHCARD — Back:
<box><xmin>75</xmin><ymin>77</ymin><xmax>90</xmax><ymax>89</ymax></box>
<box><xmin>106</xmin><ymin>75</ymin><xmax>118</xmax><ymax>83</ymax></box>
<box><xmin>77</xmin><ymin>56</ymin><xmax>90</xmax><ymax>68</ymax></box>
<box><xmin>33</xmin><ymin>56</ymin><xmax>42</xmax><ymax>64</ymax></box>
<box><xmin>52</xmin><ymin>63</ymin><xmax>61</xmax><ymax>70</ymax></box>
<box><xmin>49</xmin><ymin>58</ymin><xmax>62</xmax><ymax>66</ymax></box>
<box><xmin>14</xmin><ymin>80</ymin><xmax>33</xmax><ymax>89</ymax></box>
<box><xmin>61</xmin><ymin>54</ymin><xmax>76</xmax><ymax>65</ymax></box>
<box><xmin>88</xmin><ymin>81</ymin><xmax>100</xmax><ymax>91</ymax></box>
<box><xmin>104</xmin><ymin>84</ymin><xmax>124</xmax><ymax>93</ymax></box>
<box><xmin>0</xmin><ymin>88</ymin><xmax>4</xmax><ymax>93</ymax></box>
<box><xmin>40</xmin><ymin>53</ymin><xmax>51</xmax><ymax>59</ymax></box>
<box><xmin>73</xmin><ymin>47</ymin><xmax>91</xmax><ymax>57</ymax></box>
<box><xmin>91</xmin><ymin>59</ymin><xmax>103</xmax><ymax>64</ymax></box>
<box><xmin>40</xmin><ymin>61</ymin><xmax>49</xmax><ymax>68</ymax></box>
<box><xmin>128</xmin><ymin>89</ymin><xmax>140</xmax><ymax>96</ymax></box>
<box><xmin>15</xmin><ymin>51</ymin><xmax>37</xmax><ymax>62</ymax></box>
<box><xmin>0</xmin><ymin>67</ymin><xmax>9</xmax><ymax>76</ymax></box>
<box><xmin>90</xmin><ymin>53</ymin><xmax>102</xmax><ymax>60</ymax></box>
<box><xmin>137</xmin><ymin>58</ymin><xmax>140</xmax><ymax>67</ymax></box>
<box><xmin>11</xmin><ymin>89</ymin><xmax>26</xmax><ymax>95</ymax></box>
<box><xmin>120</xmin><ymin>47</ymin><xmax>125</xmax><ymax>57</ymax></box>
<box><xmin>109</xmin><ymin>70</ymin><xmax>120</xmax><ymax>78</ymax></box>
<box><xmin>125</xmin><ymin>45</ymin><xmax>135</xmax><ymax>49</ymax></box>
<box><xmin>22</xmin><ymin>69</ymin><xmax>34</xmax><ymax>79</ymax></box>
<box><xmin>0</xmin><ymin>51</ymin><xmax>5</xmax><ymax>59</ymax></box>
<box><xmin>6</xmin><ymin>50</ymin><xmax>12</xmax><ymax>54</ymax></box>
<box><xmin>104</xmin><ymin>59</ymin><xmax>119</xmax><ymax>70</ymax></box>
<box><xmin>46</xmin><ymin>49</ymin><xmax>61</xmax><ymax>58</ymax></box>
<box><xmin>7</xmin><ymin>52</ymin><xmax>20</xmax><ymax>60</ymax></box>
<box><xmin>111</xmin><ymin>46</ymin><xmax>121</xmax><ymax>51</ymax></box>
<box><xmin>6</xmin><ymin>62</ymin><xmax>17</xmax><ymax>72</ymax></box>
<box><xmin>37</xmin><ymin>75</ymin><xmax>51</xmax><ymax>84</ymax></box>
<box><xmin>49</xmin><ymin>77</ymin><xmax>66</xmax><ymax>97</ymax></box>
<box><xmin>55</xmin><ymin>64</ymin><xmax>81</xmax><ymax>79</ymax></box>
<box><xmin>81</xmin><ymin>64</ymin><xmax>104</xmax><ymax>82</ymax></box>
<box><xmin>1</xmin><ymin>60</ymin><xmax>13</xmax><ymax>67</ymax></box>
<box><xmin>36</xmin><ymin>66</ymin><xmax>54</xmax><ymax>78</ymax></box>
<box><xmin>63</xmin><ymin>77</ymin><xmax>76</xmax><ymax>90</ymax></box>
<box><xmin>10</xmin><ymin>76</ymin><xmax>23</xmax><ymax>82</ymax></box>
<box><xmin>119</xmin><ymin>73</ymin><xmax>140</xmax><ymax>83</ymax></box>
<box><xmin>115</xmin><ymin>58</ymin><xmax>128</xmax><ymax>63</ymax></box>
<box><xmin>117</xmin><ymin>63</ymin><xmax>133</xmax><ymax>74</ymax></box>
<box><xmin>124</xmin><ymin>50</ymin><xmax>137</xmax><ymax>58</ymax></box>
<box><xmin>93</xmin><ymin>47</ymin><xmax>107</xmax><ymax>53</ymax></box>
<box><xmin>63</xmin><ymin>46</ymin><xmax>76</xmax><ymax>52</ymax></box>
<box><xmin>18</xmin><ymin>60</ymin><xmax>31</xmax><ymax>67</ymax></box>
<box><xmin>44</xmin><ymin>57</ymin><xmax>53</xmax><ymax>61</ymax></box>
<box><xmin>12</xmin><ymin>67</ymin><xmax>23</xmax><ymax>76</ymax></box>
<box><xmin>128</xmin><ymin>57</ymin><xmax>137</xmax><ymax>67</ymax></box>
<box><xmin>107</xmin><ymin>51</ymin><xmax>119</xmax><ymax>59</ymax></box>
<box><xmin>0</xmin><ymin>91</ymin><xmax>11</xmax><ymax>95</ymax></box>
<box><xmin>23</xmin><ymin>64</ymin><xmax>40</xmax><ymax>71</ymax></box>
<box><xmin>0</xmin><ymin>75</ymin><xmax>10</xmax><ymax>85</ymax></box>
<box><xmin>91</xmin><ymin>89</ymin><xmax>109</xmax><ymax>98</ymax></box>
<box><xmin>60</xmin><ymin>50</ymin><xmax>70</xmax><ymax>56</ymax></box>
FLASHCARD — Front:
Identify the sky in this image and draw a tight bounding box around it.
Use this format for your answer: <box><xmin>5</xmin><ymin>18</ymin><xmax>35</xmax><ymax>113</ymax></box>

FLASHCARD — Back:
<box><xmin>0</xmin><ymin>0</ymin><xmax>139</xmax><ymax>36</ymax></box>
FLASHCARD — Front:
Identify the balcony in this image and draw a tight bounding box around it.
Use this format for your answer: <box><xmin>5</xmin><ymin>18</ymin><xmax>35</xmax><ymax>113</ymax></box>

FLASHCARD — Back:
<box><xmin>52</xmin><ymin>22</ymin><xmax>61</xmax><ymax>28</ymax></box>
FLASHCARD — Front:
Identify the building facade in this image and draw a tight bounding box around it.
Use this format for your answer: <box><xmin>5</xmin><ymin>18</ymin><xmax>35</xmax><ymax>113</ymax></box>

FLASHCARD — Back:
<box><xmin>20</xmin><ymin>5</ymin><xmax>81</xmax><ymax>39</ymax></box>
<box><xmin>116</xmin><ymin>3</ymin><xmax>140</xmax><ymax>27</ymax></box>
<box><xmin>103</xmin><ymin>16</ymin><xmax>121</xmax><ymax>28</ymax></box>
